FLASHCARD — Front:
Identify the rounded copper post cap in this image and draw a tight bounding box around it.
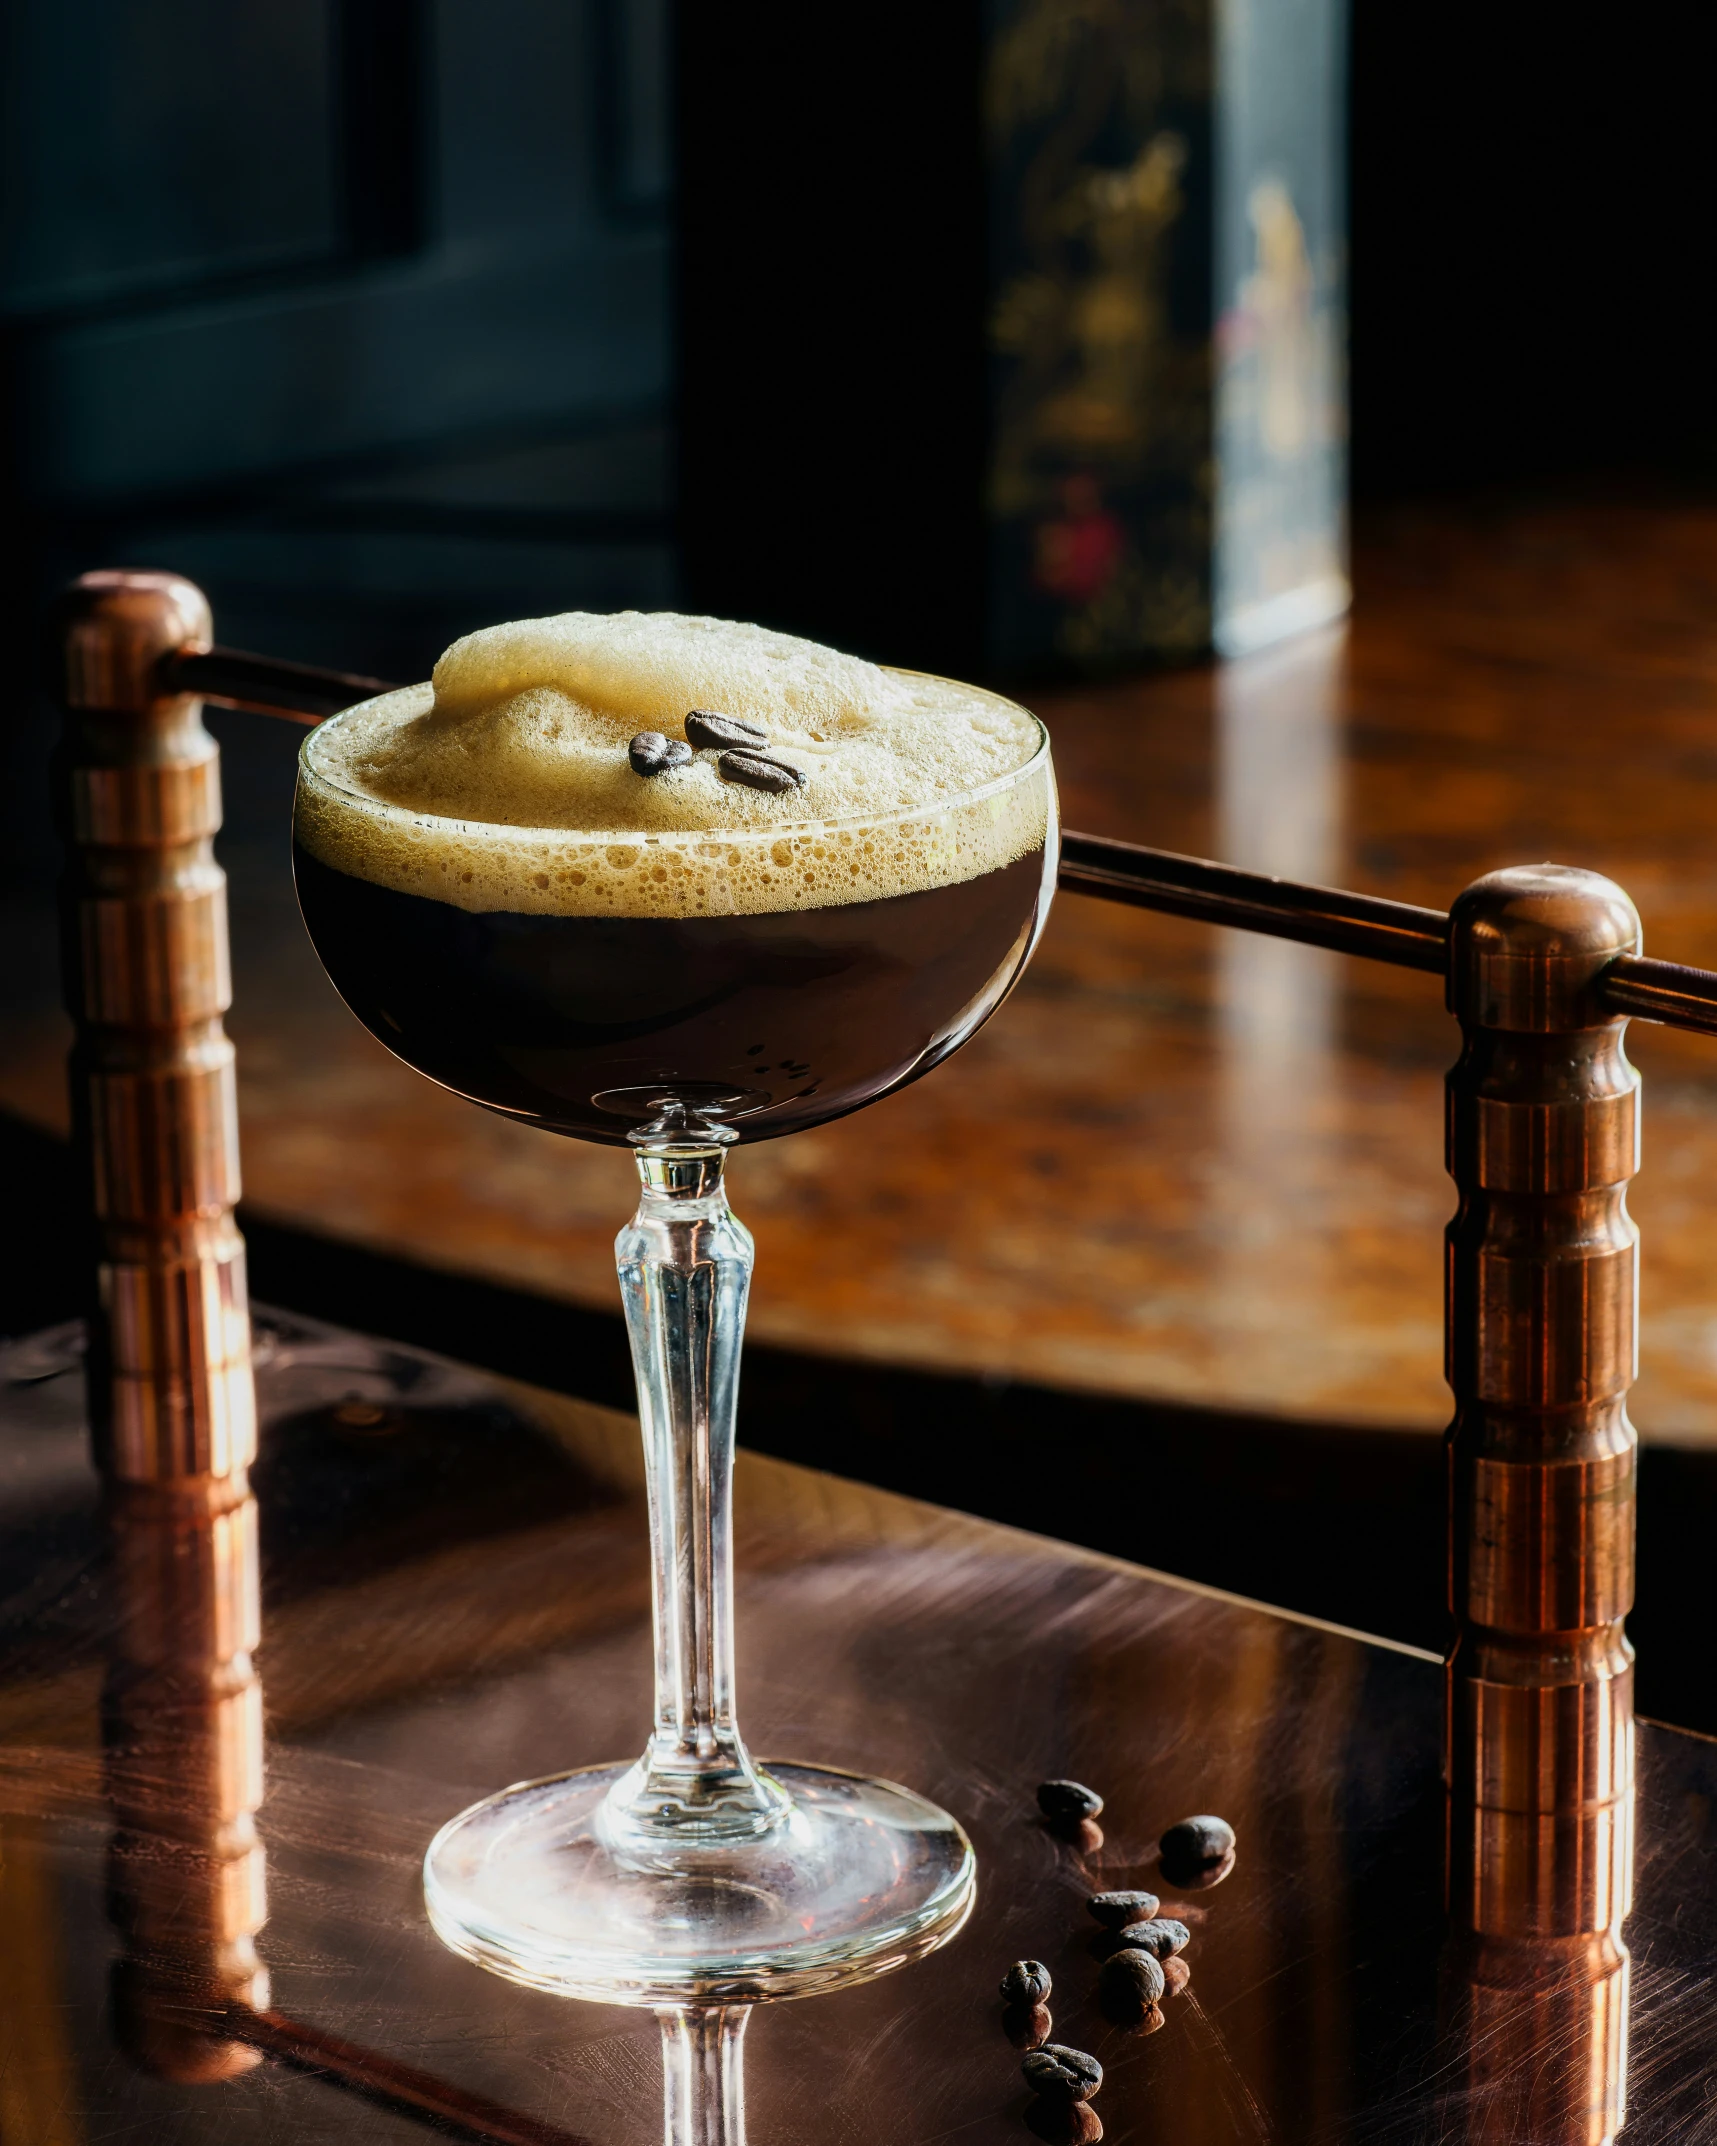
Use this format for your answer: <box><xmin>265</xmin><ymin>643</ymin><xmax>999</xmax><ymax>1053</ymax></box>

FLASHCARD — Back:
<box><xmin>1448</xmin><ymin>864</ymin><xmax>1640</xmax><ymax>1031</ymax></box>
<box><xmin>54</xmin><ymin>569</ymin><xmax>212</xmax><ymax>714</ymax></box>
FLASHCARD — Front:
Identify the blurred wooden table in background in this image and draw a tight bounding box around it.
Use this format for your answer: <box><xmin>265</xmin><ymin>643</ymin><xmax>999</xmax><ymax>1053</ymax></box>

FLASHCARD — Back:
<box><xmin>5</xmin><ymin>497</ymin><xmax>1717</xmax><ymax>1444</ymax></box>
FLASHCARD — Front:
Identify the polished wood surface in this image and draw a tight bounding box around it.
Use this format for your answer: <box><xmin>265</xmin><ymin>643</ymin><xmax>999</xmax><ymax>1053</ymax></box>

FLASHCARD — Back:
<box><xmin>0</xmin><ymin>1312</ymin><xmax>1711</xmax><ymax>2142</ymax></box>
<box><xmin>8</xmin><ymin>500</ymin><xmax>1717</xmax><ymax>1443</ymax></box>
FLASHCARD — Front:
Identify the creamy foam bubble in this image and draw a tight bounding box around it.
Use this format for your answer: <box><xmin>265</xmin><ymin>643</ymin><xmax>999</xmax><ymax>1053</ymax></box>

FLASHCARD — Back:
<box><xmin>295</xmin><ymin>611</ymin><xmax>1050</xmax><ymax>919</ymax></box>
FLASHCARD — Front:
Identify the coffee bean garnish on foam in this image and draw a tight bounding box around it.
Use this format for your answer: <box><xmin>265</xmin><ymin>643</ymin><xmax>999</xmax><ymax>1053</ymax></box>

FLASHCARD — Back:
<box><xmin>685</xmin><ymin>709</ymin><xmax>769</xmax><ymax>751</ymax></box>
<box><xmin>627</xmin><ymin>732</ymin><xmax>693</xmax><ymax>776</ymax></box>
<box><xmin>627</xmin><ymin>708</ymin><xmax>804</xmax><ymax>794</ymax></box>
<box><xmin>718</xmin><ymin>748</ymin><xmax>806</xmax><ymax>794</ymax></box>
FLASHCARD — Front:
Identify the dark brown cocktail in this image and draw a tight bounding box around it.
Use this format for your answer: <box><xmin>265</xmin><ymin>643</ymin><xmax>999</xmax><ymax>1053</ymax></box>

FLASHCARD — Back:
<box><xmin>291</xmin><ymin>840</ymin><xmax>1047</xmax><ymax>1143</ymax></box>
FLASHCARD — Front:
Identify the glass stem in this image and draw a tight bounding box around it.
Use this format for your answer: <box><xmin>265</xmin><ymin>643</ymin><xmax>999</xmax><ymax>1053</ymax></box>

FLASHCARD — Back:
<box><xmin>658</xmin><ymin>2007</ymin><xmax>749</xmax><ymax>2146</ymax></box>
<box><xmin>604</xmin><ymin>1145</ymin><xmax>789</xmax><ymax>1853</ymax></box>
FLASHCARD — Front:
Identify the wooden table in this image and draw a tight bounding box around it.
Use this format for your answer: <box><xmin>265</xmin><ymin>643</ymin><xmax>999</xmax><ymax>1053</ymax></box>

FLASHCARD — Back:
<box><xmin>0</xmin><ymin>1310</ymin><xmax>1706</xmax><ymax>2143</ymax></box>
<box><xmin>6</xmin><ymin>497</ymin><xmax>1717</xmax><ymax>1449</ymax></box>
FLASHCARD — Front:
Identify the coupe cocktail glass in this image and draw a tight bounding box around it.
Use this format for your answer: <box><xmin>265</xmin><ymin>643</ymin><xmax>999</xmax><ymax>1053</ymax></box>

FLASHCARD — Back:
<box><xmin>292</xmin><ymin>677</ymin><xmax>1056</xmax><ymax>2002</ymax></box>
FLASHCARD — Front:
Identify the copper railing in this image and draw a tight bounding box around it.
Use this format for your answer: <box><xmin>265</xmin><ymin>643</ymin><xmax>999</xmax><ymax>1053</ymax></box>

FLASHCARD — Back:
<box><xmin>51</xmin><ymin>569</ymin><xmax>1676</xmax><ymax>2142</ymax></box>
<box><xmin>52</xmin><ymin>575</ymin><xmax>593</xmax><ymax>2146</ymax></box>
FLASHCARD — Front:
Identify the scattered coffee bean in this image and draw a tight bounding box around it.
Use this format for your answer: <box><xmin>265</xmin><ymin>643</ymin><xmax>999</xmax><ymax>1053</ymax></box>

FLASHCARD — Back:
<box><xmin>1086</xmin><ymin>1888</ymin><xmax>1159</xmax><ymax>1930</ymax></box>
<box><xmin>1002</xmin><ymin>2001</ymin><xmax>1054</xmax><ymax>2051</ymax></box>
<box><xmin>1025</xmin><ymin>2101</ymin><xmax>1103</xmax><ymax>2146</ymax></box>
<box><xmin>1115</xmin><ymin>1917</ymin><xmax>1190</xmax><ymax>1960</ymax></box>
<box><xmin>1159</xmin><ymin>1814</ymin><xmax>1235</xmax><ymax>1870</ymax></box>
<box><xmin>1021</xmin><ymin>2045</ymin><xmax>1103</xmax><ymax>2104</ymax></box>
<box><xmin>1167</xmin><ymin>1846</ymin><xmax>1236</xmax><ymax>1891</ymax></box>
<box><xmin>718</xmin><ymin>748</ymin><xmax>806</xmax><ymax>794</ymax></box>
<box><xmin>1162</xmin><ymin>1955</ymin><xmax>1191</xmax><ymax>1997</ymax></box>
<box><xmin>1100</xmin><ymin>1947</ymin><xmax>1165</xmax><ymax>2007</ymax></box>
<box><xmin>1000</xmin><ymin>1959</ymin><xmax>1052</xmax><ymax>2006</ymax></box>
<box><xmin>628</xmin><ymin>732</ymin><xmax>693</xmax><ymax>776</ymax></box>
<box><xmin>686</xmin><ymin>709</ymin><xmax>769</xmax><ymax>751</ymax></box>
<box><xmin>1037</xmin><ymin>1779</ymin><xmax>1103</xmax><ymax>1823</ymax></box>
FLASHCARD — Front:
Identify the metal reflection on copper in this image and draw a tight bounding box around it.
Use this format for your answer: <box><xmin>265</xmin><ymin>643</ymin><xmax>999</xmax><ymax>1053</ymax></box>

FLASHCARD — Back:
<box><xmin>103</xmin><ymin>1468</ymin><xmax>268</xmax><ymax>2083</ymax></box>
<box><xmin>54</xmin><ymin>571</ymin><xmax>256</xmax><ymax>1491</ymax></box>
<box><xmin>1442</xmin><ymin>1802</ymin><xmax>1632</xmax><ymax>2146</ymax></box>
<box><xmin>53</xmin><ymin>570</ymin><xmax>268</xmax><ymax>2082</ymax></box>
<box><xmin>1444</xmin><ymin>866</ymin><xmax>1639</xmax><ymax>1828</ymax></box>
<box><xmin>1442</xmin><ymin>866</ymin><xmax>1641</xmax><ymax>2146</ymax></box>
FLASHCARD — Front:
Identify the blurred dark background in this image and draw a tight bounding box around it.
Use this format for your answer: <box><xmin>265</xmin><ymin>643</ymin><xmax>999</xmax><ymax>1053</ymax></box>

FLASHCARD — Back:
<box><xmin>4</xmin><ymin>1</ymin><xmax>1717</xmax><ymax>1695</ymax></box>
<box><xmin>1349</xmin><ymin>3</ymin><xmax>1717</xmax><ymax>496</ymax></box>
<box><xmin>4</xmin><ymin>0</ymin><xmax>1713</xmax><ymax>869</ymax></box>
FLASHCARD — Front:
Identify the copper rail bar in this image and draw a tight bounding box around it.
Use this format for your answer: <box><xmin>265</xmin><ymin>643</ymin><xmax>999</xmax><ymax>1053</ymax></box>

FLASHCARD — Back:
<box><xmin>156</xmin><ymin>637</ymin><xmax>1717</xmax><ymax>1035</ymax></box>
<box><xmin>168</xmin><ymin>644</ymin><xmax>395</xmax><ymax>724</ymax></box>
<box><xmin>1062</xmin><ymin>831</ymin><xmax>1717</xmax><ymax>1038</ymax></box>
<box><xmin>1057</xmin><ymin>829</ymin><xmax>1451</xmax><ymax>971</ymax></box>
<box><xmin>1597</xmin><ymin>953</ymin><xmax>1717</xmax><ymax>1035</ymax></box>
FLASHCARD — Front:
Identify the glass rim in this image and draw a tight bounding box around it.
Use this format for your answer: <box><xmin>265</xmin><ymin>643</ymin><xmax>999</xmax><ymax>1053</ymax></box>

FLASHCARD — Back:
<box><xmin>297</xmin><ymin>670</ymin><xmax>1052</xmax><ymax>848</ymax></box>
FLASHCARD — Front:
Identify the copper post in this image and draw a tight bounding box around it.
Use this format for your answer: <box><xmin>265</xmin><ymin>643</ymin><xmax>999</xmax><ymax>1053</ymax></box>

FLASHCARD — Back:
<box><xmin>1443</xmin><ymin>865</ymin><xmax>1640</xmax><ymax>2145</ymax></box>
<box><xmin>102</xmin><ymin>1471</ymin><xmax>268</xmax><ymax>2083</ymax></box>
<box><xmin>53</xmin><ymin>571</ymin><xmax>267</xmax><ymax>2080</ymax></box>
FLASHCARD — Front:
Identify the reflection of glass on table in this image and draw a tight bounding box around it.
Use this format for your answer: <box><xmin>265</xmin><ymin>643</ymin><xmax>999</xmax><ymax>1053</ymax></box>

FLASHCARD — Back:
<box><xmin>292</xmin><ymin>686</ymin><xmax>1057</xmax><ymax>2001</ymax></box>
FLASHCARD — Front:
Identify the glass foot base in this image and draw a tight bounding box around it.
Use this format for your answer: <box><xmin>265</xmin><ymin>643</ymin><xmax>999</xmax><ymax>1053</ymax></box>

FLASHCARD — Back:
<box><xmin>424</xmin><ymin>1760</ymin><xmax>976</xmax><ymax>2005</ymax></box>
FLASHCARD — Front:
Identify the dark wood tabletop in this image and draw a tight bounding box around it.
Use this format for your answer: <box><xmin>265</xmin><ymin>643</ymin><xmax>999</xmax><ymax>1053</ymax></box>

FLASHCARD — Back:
<box><xmin>8</xmin><ymin>496</ymin><xmax>1717</xmax><ymax>1451</ymax></box>
<box><xmin>0</xmin><ymin>1310</ymin><xmax>1710</xmax><ymax>2143</ymax></box>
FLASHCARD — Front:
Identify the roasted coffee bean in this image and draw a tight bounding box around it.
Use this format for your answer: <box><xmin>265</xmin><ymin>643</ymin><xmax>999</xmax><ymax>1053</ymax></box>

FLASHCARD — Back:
<box><xmin>1086</xmin><ymin>1888</ymin><xmax>1159</xmax><ymax>1930</ymax></box>
<box><xmin>686</xmin><ymin>709</ymin><xmax>768</xmax><ymax>751</ymax></box>
<box><xmin>718</xmin><ymin>748</ymin><xmax>806</xmax><ymax>794</ymax></box>
<box><xmin>1116</xmin><ymin>1917</ymin><xmax>1190</xmax><ymax>1960</ymax></box>
<box><xmin>1000</xmin><ymin>1959</ymin><xmax>1052</xmax><ymax>2006</ymax></box>
<box><xmin>1159</xmin><ymin>1814</ymin><xmax>1235</xmax><ymax>1869</ymax></box>
<box><xmin>1162</xmin><ymin>1955</ymin><xmax>1191</xmax><ymax>1997</ymax></box>
<box><xmin>1003</xmin><ymin>2001</ymin><xmax>1054</xmax><ymax>2051</ymax></box>
<box><xmin>1168</xmin><ymin>1847</ymin><xmax>1236</xmax><ymax>1891</ymax></box>
<box><xmin>1100</xmin><ymin>1947</ymin><xmax>1165</xmax><ymax>2007</ymax></box>
<box><xmin>1021</xmin><ymin>2045</ymin><xmax>1103</xmax><ymax>2104</ymax></box>
<box><xmin>628</xmin><ymin>732</ymin><xmax>693</xmax><ymax>776</ymax></box>
<box><xmin>1025</xmin><ymin>2101</ymin><xmax>1103</xmax><ymax>2146</ymax></box>
<box><xmin>1037</xmin><ymin>1779</ymin><xmax>1103</xmax><ymax>1823</ymax></box>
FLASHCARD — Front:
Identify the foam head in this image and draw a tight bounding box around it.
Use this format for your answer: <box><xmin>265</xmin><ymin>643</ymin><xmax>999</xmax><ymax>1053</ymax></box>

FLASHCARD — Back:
<box><xmin>296</xmin><ymin>610</ymin><xmax>1051</xmax><ymax>919</ymax></box>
